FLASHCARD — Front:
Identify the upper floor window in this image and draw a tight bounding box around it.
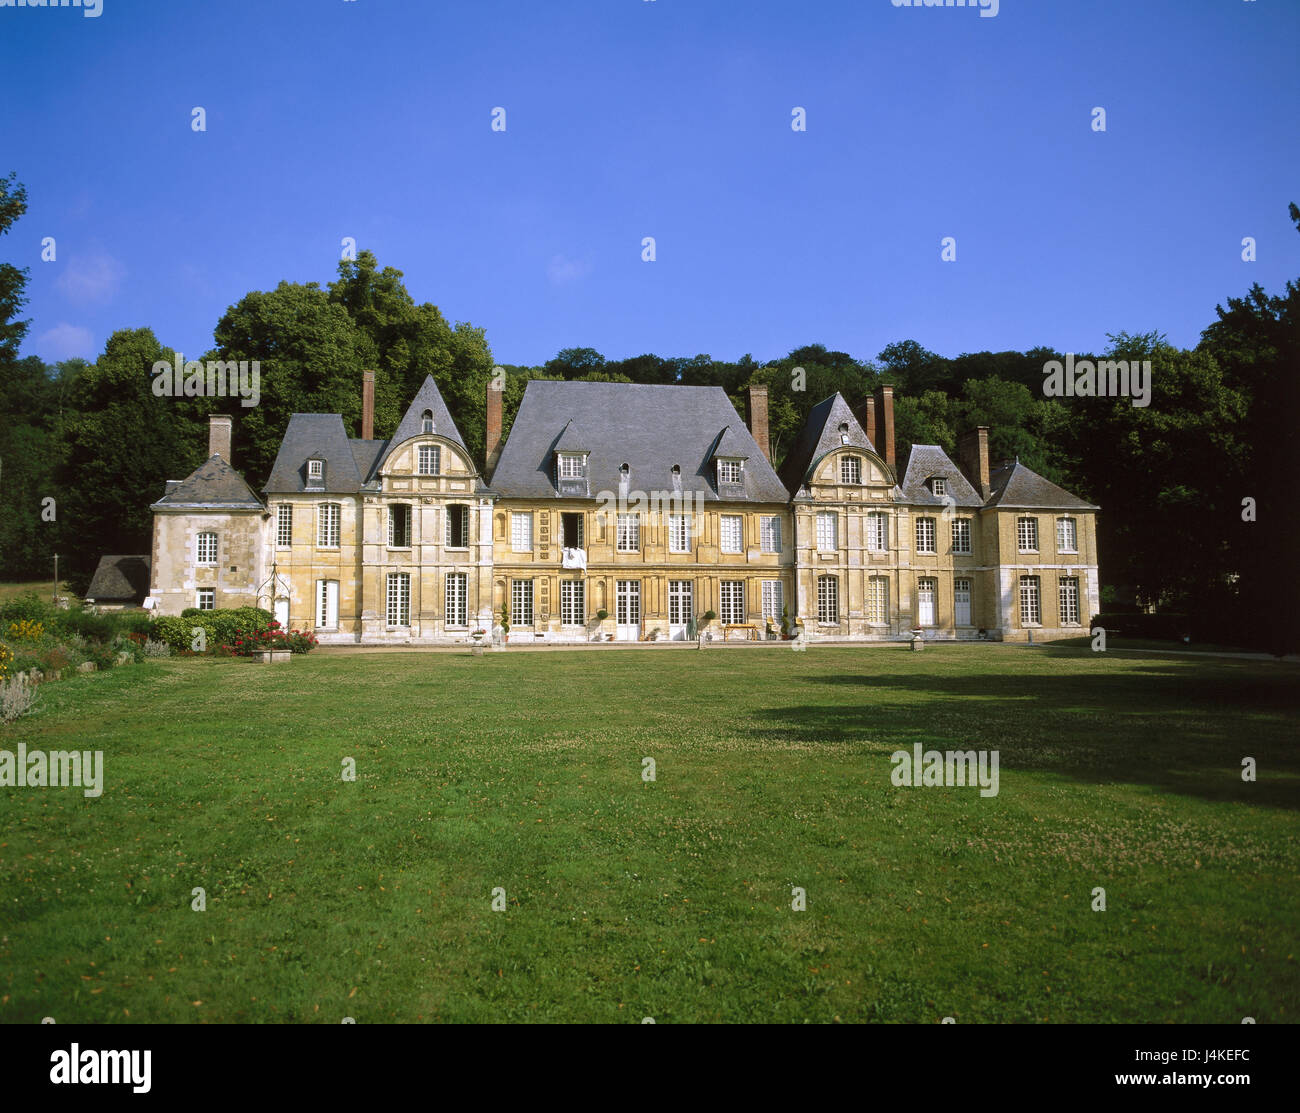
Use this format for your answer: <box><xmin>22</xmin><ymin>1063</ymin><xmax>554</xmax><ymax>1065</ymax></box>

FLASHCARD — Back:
<box><xmin>952</xmin><ymin>518</ymin><xmax>971</xmax><ymax>554</ymax></box>
<box><xmin>1018</xmin><ymin>516</ymin><xmax>1039</xmax><ymax>552</ymax></box>
<box><xmin>867</xmin><ymin>511</ymin><xmax>888</xmax><ymax>552</ymax></box>
<box><xmin>760</xmin><ymin>515</ymin><xmax>781</xmax><ymax>553</ymax></box>
<box><xmin>276</xmin><ymin>505</ymin><xmax>293</xmax><ymax>548</ymax></box>
<box><xmin>840</xmin><ymin>456</ymin><xmax>862</xmax><ymax>484</ymax></box>
<box><xmin>929</xmin><ymin>476</ymin><xmax>946</xmax><ymax>496</ymax></box>
<box><xmin>558</xmin><ymin>453</ymin><xmax>585</xmax><ymax>479</ymax></box>
<box><xmin>307</xmin><ymin>459</ymin><xmax>324</xmax><ymax>488</ymax></box>
<box><xmin>511</xmin><ymin>511</ymin><xmax>533</xmax><ymax>552</ymax></box>
<box><xmin>317</xmin><ymin>503</ymin><xmax>341</xmax><ymax>548</ymax></box>
<box><xmin>668</xmin><ymin>514</ymin><xmax>691</xmax><ymax>554</ymax></box>
<box><xmin>717</xmin><ymin>459</ymin><xmax>742</xmax><ymax>485</ymax></box>
<box><xmin>1057</xmin><ymin>517</ymin><xmax>1077</xmax><ymax>553</ymax></box>
<box><xmin>816</xmin><ymin>511</ymin><xmax>837</xmax><ymax>552</ymax></box>
<box><xmin>421</xmin><ymin>409</ymin><xmax>434</xmax><ymax>434</ymax></box>
<box><xmin>446</xmin><ymin>504</ymin><xmax>470</xmax><ymax>549</ymax></box>
<box><xmin>418</xmin><ymin>445</ymin><xmax>440</xmax><ymax>476</ymax></box>
<box><xmin>616</xmin><ymin>513</ymin><xmax>640</xmax><ymax>552</ymax></box>
<box><xmin>388</xmin><ymin>504</ymin><xmax>412</xmax><ymax>548</ymax></box>
<box><xmin>915</xmin><ymin>517</ymin><xmax>936</xmax><ymax>554</ymax></box>
<box><xmin>720</xmin><ymin>515</ymin><xmax>743</xmax><ymax>554</ymax></box>
<box><xmin>196</xmin><ymin>531</ymin><xmax>218</xmax><ymax>565</ymax></box>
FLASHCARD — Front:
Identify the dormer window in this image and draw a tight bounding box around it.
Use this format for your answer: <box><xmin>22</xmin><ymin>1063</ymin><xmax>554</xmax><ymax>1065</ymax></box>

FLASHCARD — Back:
<box><xmin>558</xmin><ymin>453</ymin><xmax>585</xmax><ymax>480</ymax></box>
<box><xmin>619</xmin><ymin>463</ymin><xmax>630</xmax><ymax>479</ymax></box>
<box><xmin>671</xmin><ymin>464</ymin><xmax>682</xmax><ymax>491</ymax></box>
<box><xmin>840</xmin><ymin>456</ymin><xmax>862</xmax><ymax>484</ymax></box>
<box><xmin>306</xmin><ymin>458</ymin><xmax>324</xmax><ymax>489</ymax></box>
<box><xmin>929</xmin><ymin>476</ymin><xmax>946</xmax><ymax>496</ymax></box>
<box><xmin>421</xmin><ymin>409</ymin><xmax>434</xmax><ymax>434</ymax></box>
<box><xmin>717</xmin><ymin>459</ymin><xmax>742</xmax><ymax>485</ymax></box>
<box><xmin>839</xmin><ymin>422</ymin><xmax>850</xmax><ymax>445</ymax></box>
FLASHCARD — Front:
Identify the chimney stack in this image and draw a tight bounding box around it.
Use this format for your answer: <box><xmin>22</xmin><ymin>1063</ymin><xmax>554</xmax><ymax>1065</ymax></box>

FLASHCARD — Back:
<box><xmin>957</xmin><ymin>426</ymin><xmax>991</xmax><ymax>499</ymax></box>
<box><xmin>873</xmin><ymin>384</ymin><xmax>895</xmax><ymax>471</ymax></box>
<box><xmin>208</xmin><ymin>414</ymin><xmax>232</xmax><ymax>463</ymax></box>
<box><xmin>863</xmin><ymin>396</ymin><xmax>877</xmax><ymax>451</ymax></box>
<box><xmin>747</xmin><ymin>385</ymin><xmax>771</xmax><ymax>462</ymax></box>
<box><xmin>485</xmin><ymin>378</ymin><xmax>503</xmax><ymax>476</ymax></box>
<box><xmin>361</xmin><ymin>369</ymin><xmax>375</xmax><ymax>441</ymax></box>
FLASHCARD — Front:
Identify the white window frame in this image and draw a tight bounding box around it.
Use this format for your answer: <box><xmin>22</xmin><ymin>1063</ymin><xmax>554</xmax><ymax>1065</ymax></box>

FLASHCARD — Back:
<box><xmin>307</xmin><ymin>459</ymin><xmax>324</xmax><ymax>486</ymax></box>
<box><xmin>1018</xmin><ymin>517</ymin><xmax>1039</xmax><ymax>553</ymax></box>
<box><xmin>930</xmin><ymin>476</ymin><xmax>946</xmax><ymax>496</ymax></box>
<box><xmin>511</xmin><ymin>511</ymin><xmax>533</xmax><ymax>553</ymax></box>
<box><xmin>761</xmin><ymin>580</ymin><xmax>784</xmax><ymax>622</ymax></box>
<box><xmin>560</xmin><ymin>580</ymin><xmax>585</xmax><ymax>626</ymax></box>
<box><xmin>951</xmin><ymin>518</ymin><xmax>971</xmax><ymax>555</ymax></box>
<box><xmin>558</xmin><ymin>453</ymin><xmax>585</xmax><ymax>479</ymax></box>
<box><xmin>668</xmin><ymin>514</ymin><xmax>691</xmax><ymax>554</ymax></box>
<box><xmin>1057</xmin><ymin>517</ymin><xmax>1077</xmax><ymax>554</ymax></box>
<box><xmin>954</xmin><ymin>577</ymin><xmax>972</xmax><ymax>626</ymax></box>
<box><xmin>445</xmin><ymin>572</ymin><xmax>468</xmax><ymax>628</ymax></box>
<box><xmin>719</xmin><ymin>580</ymin><xmax>745</xmax><ymax>625</ymax></box>
<box><xmin>196</xmin><ymin>587</ymin><xmax>215</xmax><ymax>611</ymax></box>
<box><xmin>817</xmin><ymin>575</ymin><xmax>839</xmax><ymax>624</ymax></box>
<box><xmin>867</xmin><ymin>576</ymin><xmax>889</xmax><ymax>625</ymax></box>
<box><xmin>196</xmin><ymin>531</ymin><xmax>218</xmax><ymax>565</ymax></box>
<box><xmin>720</xmin><ymin>515</ymin><xmax>743</xmax><ymax>554</ymax></box>
<box><xmin>276</xmin><ymin>504</ymin><xmax>293</xmax><ymax>548</ymax></box>
<box><xmin>867</xmin><ymin>511</ymin><xmax>888</xmax><ymax>552</ymax></box>
<box><xmin>511</xmin><ymin>579</ymin><xmax>534</xmax><ymax>627</ymax></box>
<box><xmin>317</xmin><ymin>503</ymin><xmax>340</xmax><ymax>549</ymax></box>
<box><xmin>1019</xmin><ymin>575</ymin><xmax>1041</xmax><ymax>625</ymax></box>
<box><xmin>386</xmin><ymin>572</ymin><xmax>410</xmax><ymax>627</ymax></box>
<box><xmin>616</xmin><ymin>514</ymin><xmax>640</xmax><ymax>553</ymax></box>
<box><xmin>1059</xmin><ymin>576</ymin><xmax>1080</xmax><ymax>625</ymax></box>
<box><xmin>760</xmin><ymin>515</ymin><xmax>781</xmax><ymax>553</ymax></box>
<box><xmin>418</xmin><ymin>444</ymin><xmax>440</xmax><ymax>476</ymax></box>
<box><xmin>915</xmin><ymin>517</ymin><xmax>936</xmax><ymax>555</ymax></box>
<box><xmin>717</xmin><ymin>459</ymin><xmax>742</xmax><ymax>485</ymax></box>
<box><xmin>316</xmin><ymin>579</ymin><xmax>339</xmax><ymax>630</ymax></box>
<box><xmin>816</xmin><ymin>511</ymin><xmax>837</xmax><ymax>552</ymax></box>
<box><xmin>388</xmin><ymin>504</ymin><xmax>412</xmax><ymax>548</ymax></box>
<box><xmin>840</xmin><ymin>456</ymin><xmax>862</xmax><ymax>485</ymax></box>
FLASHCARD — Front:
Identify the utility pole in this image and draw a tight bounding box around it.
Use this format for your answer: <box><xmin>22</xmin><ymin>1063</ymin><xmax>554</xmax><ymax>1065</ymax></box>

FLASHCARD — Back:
<box><xmin>53</xmin><ymin>553</ymin><xmax>59</xmax><ymax>604</ymax></box>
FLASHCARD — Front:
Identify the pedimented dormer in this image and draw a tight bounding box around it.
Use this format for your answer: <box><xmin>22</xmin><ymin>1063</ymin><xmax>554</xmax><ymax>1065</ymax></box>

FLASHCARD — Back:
<box><xmin>780</xmin><ymin>393</ymin><xmax>894</xmax><ymax>499</ymax></box>
<box><xmin>370</xmin><ymin>375</ymin><xmax>483</xmax><ymax>495</ymax></box>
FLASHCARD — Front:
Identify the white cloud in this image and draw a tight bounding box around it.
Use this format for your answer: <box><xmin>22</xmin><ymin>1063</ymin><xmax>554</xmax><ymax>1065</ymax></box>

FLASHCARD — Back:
<box><xmin>34</xmin><ymin>322</ymin><xmax>96</xmax><ymax>362</ymax></box>
<box><xmin>547</xmin><ymin>253</ymin><xmax>593</xmax><ymax>286</ymax></box>
<box><xmin>55</xmin><ymin>251</ymin><xmax>125</xmax><ymax>304</ymax></box>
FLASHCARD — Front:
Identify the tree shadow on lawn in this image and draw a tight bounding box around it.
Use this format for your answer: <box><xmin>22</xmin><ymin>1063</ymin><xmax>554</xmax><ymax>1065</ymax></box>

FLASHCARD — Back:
<box><xmin>752</xmin><ymin>663</ymin><xmax>1300</xmax><ymax>811</ymax></box>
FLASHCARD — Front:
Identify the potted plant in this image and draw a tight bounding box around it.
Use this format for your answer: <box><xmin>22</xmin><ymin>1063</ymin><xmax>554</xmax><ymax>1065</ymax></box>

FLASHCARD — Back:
<box><xmin>700</xmin><ymin>610</ymin><xmax>717</xmax><ymax>643</ymax></box>
<box><xmin>500</xmin><ymin>603</ymin><xmax>510</xmax><ymax>644</ymax></box>
<box><xmin>780</xmin><ymin>605</ymin><xmax>792</xmax><ymax>640</ymax></box>
<box><xmin>593</xmin><ymin>608</ymin><xmax>609</xmax><ymax>642</ymax></box>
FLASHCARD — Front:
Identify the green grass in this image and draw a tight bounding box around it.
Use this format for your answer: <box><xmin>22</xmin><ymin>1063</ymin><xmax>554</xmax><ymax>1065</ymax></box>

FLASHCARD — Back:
<box><xmin>1</xmin><ymin>644</ymin><xmax>1297</xmax><ymax>1023</ymax></box>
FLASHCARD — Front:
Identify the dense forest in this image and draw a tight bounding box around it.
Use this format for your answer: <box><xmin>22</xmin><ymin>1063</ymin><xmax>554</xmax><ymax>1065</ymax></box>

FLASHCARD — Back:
<box><xmin>2</xmin><ymin>173</ymin><xmax>1296</xmax><ymax>651</ymax></box>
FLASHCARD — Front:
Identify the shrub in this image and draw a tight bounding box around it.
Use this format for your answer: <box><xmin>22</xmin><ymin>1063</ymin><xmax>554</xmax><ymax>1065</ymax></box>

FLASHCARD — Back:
<box><xmin>150</xmin><ymin>615</ymin><xmax>195</xmax><ymax>652</ymax></box>
<box><xmin>0</xmin><ymin>593</ymin><xmax>52</xmax><ymax>627</ymax></box>
<box><xmin>143</xmin><ymin>638</ymin><xmax>172</xmax><ymax>658</ymax></box>
<box><xmin>0</xmin><ymin>676</ymin><xmax>36</xmax><ymax>724</ymax></box>
<box><xmin>6</xmin><ymin>619</ymin><xmax>45</xmax><ymax>642</ymax></box>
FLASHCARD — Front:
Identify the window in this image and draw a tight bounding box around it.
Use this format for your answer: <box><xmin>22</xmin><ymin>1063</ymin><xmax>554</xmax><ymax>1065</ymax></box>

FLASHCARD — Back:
<box><xmin>762</xmin><ymin>580</ymin><xmax>784</xmax><ymax>622</ymax></box>
<box><xmin>196</xmin><ymin>588</ymin><xmax>215</xmax><ymax>611</ymax></box>
<box><xmin>307</xmin><ymin>459</ymin><xmax>324</xmax><ymax>487</ymax></box>
<box><xmin>511</xmin><ymin>579</ymin><xmax>534</xmax><ymax>626</ymax></box>
<box><xmin>317</xmin><ymin>503</ymin><xmax>340</xmax><ymax>548</ymax></box>
<box><xmin>1019</xmin><ymin>575</ymin><xmax>1041</xmax><ymax>625</ymax></box>
<box><xmin>719</xmin><ymin>581</ymin><xmax>745</xmax><ymax>625</ymax></box>
<box><xmin>817</xmin><ymin>575</ymin><xmax>839</xmax><ymax>624</ymax></box>
<box><xmin>388</xmin><ymin>504</ymin><xmax>412</xmax><ymax>548</ymax></box>
<box><xmin>421</xmin><ymin>409</ymin><xmax>434</xmax><ymax>435</ymax></box>
<box><xmin>867</xmin><ymin>512</ymin><xmax>888</xmax><ymax>552</ymax></box>
<box><xmin>760</xmin><ymin>516</ymin><xmax>781</xmax><ymax>553</ymax></box>
<box><xmin>917</xmin><ymin>577</ymin><xmax>937</xmax><ymax>625</ymax></box>
<box><xmin>1057</xmin><ymin>517</ymin><xmax>1077</xmax><ymax>553</ymax></box>
<box><xmin>560</xmin><ymin>580</ymin><xmax>585</xmax><ymax>626</ymax></box>
<box><xmin>561</xmin><ymin>512</ymin><xmax>584</xmax><ymax>549</ymax></box>
<box><xmin>616</xmin><ymin>580</ymin><xmax>640</xmax><ymax>628</ymax></box>
<box><xmin>276</xmin><ymin>505</ymin><xmax>293</xmax><ymax>548</ymax></box>
<box><xmin>717</xmin><ymin>459</ymin><xmax>742</xmax><ymax>485</ymax></box>
<box><xmin>386</xmin><ymin>572</ymin><xmax>410</xmax><ymax>626</ymax></box>
<box><xmin>196</xmin><ymin>531</ymin><xmax>217</xmax><ymax>565</ymax></box>
<box><xmin>930</xmin><ymin>476</ymin><xmax>946</xmax><ymax>496</ymax></box>
<box><xmin>418</xmin><ymin>445</ymin><xmax>440</xmax><ymax>476</ymax></box>
<box><xmin>511</xmin><ymin>511</ymin><xmax>533</xmax><ymax>552</ymax></box>
<box><xmin>952</xmin><ymin>519</ymin><xmax>971</xmax><ymax>554</ymax></box>
<box><xmin>840</xmin><ymin>456</ymin><xmax>862</xmax><ymax>484</ymax></box>
<box><xmin>616</xmin><ymin>514</ymin><xmax>640</xmax><ymax>552</ymax></box>
<box><xmin>816</xmin><ymin>511</ymin><xmax>837</xmax><ymax>551</ymax></box>
<box><xmin>915</xmin><ymin>517</ymin><xmax>936</xmax><ymax>554</ymax></box>
<box><xmin>445</xmin><ymin>572</ymin><xmax>467</xmax><ymax>628</ymax></box>
<box><xmin>720</xmin><ymin>515</ymin><xmax>743</xmax><ymax>554</ymax></box>
<box><xmin>446</xmin><ymin>504</ymin><xmax>469</xmax><ymax>548</ymax></box>
<box><xmin>1059</xmin><ymin>577</ymin><xmax>1080</xmax><ymax>625</ymax></box>
<box><xmin>867</xmin><ymin>576</ymin><xmax>889</xmax><ymax>624</ymax></box>
<box><xmin>1018</xmin><ymin>517</ymin><xmax>1039</xmax><ymax>552</ymax></box>
<box><xmin>954</xmin><ymin>578</ymin><xmax>972</xmax><ymax>626</ymax></box>
<box><xmin>669</xmin><ymin>580</ymin><xmax>693</xmax><ymax>626</ymax></box>
<box><xmin>558</xmin><ymin>453</ymin><xmax>585</xmax><ymax>479</ymax></box>
<box><xmin>668</xmin><ymin>514</ymin><xmax>691</xmax><ymax>553</ymax></box>
<box><xmin>316</xmin><ymin>580</ymin><xmax>338</xmax><ymax>629</ymax></box>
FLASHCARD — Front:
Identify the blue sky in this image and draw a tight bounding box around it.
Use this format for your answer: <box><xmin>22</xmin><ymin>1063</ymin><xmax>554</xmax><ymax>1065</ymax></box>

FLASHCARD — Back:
<box><xmin>2</xmin><ymin>0</ymin><xmax>1297</xmax><ymax>369</ymax></box>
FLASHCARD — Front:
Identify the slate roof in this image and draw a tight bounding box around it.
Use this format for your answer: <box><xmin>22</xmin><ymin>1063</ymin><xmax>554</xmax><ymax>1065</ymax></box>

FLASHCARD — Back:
<box><xmin>264</xmin><ymin>414</ymin><xmax>365</xmax><ymax>494</ymax></box>
<box><xmin>778</xmin><ymin>393</ymin><xmax>878</xmax><ymax>496</ymax></box>
<box><xmin>897</xmin><ymin>445</ymin><xmax>984</xmax><ymax>508</ymax></box>
<box><xmin>85</xmin><ymin>555</ymin><xmax>151</xmax><ymax>604</ymax></box>
<box><xmin>987</xmin><ymin>460</ymin><xmax>1098</xmax><ymax>510</ymax></box>
<box><xmin>375</xmin><ymin>375</ymin><xmax>469</xmax><ymax>472</ymax></box>
<box><xmin>152</xmin><ymin>455</ymin><xmax>264</xmax><ymax>509</ymax></box>
<box><xmin>490</xmin><ymin>380</ymin><xmax>789</xmax><ymax>502</ymax></box>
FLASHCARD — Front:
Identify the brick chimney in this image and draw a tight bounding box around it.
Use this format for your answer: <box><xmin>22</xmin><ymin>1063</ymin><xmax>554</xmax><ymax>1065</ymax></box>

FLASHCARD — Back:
<box><xmin>747</xmin><ymin>385</ymin><xmax>770</xmax><ymax>462</ymax></box>
<box><xmin>957</xmin><ymin>426</ymin><xmax>991</xmax><ymax>499</ymax></box>
<box><xmin>863</xmin><ymin>395</ymin><xmax>877</xmax><ymax>450</ymax></box>
<box><xmin>208</xmin><ymin>414</ymin><xmax>232</xmax><ymax>462</ymax></box>
<box><xmin>361</xmin><ymin>369</ymin><xmax>375</xmax><ymax>441</ymax></box>
<box><xmin>485</xmin><ymin>378</ymin><xmax>503</xmax><ymax>475</ymax></box>
<box><xmin>873</xmin><ymin>385</ymin><xmax>895</xmax><ymax>471</ymax></box>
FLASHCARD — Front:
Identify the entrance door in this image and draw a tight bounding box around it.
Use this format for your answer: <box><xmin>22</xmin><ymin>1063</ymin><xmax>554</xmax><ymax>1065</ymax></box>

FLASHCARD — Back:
<box><xmin>616</xmin><ymin>580</ymin><xmax>641</xmax><ymax>641</ymax></box>
<box><xmin>668</xmin><ymin>580</ymin><xmax>692</xmax><ymax>640</ymax></box>
<box><xmin>316</xmin><ymin>580</ymin><xmax>338</xmax><ymax>630</ymax></box>
<box><xmin>274</xmin><ymin>598</ymin><xmax>289</xmax><ymax>629</ymax></box>
<box><xmin>917</xmin><ymin>578</ymin><xmax>936</xmax><ymax>627</ymax></box>
<box><xmin>953</xmin><ymin>579</ymin><xmax>971</xmax><ymax>627</ymax></box>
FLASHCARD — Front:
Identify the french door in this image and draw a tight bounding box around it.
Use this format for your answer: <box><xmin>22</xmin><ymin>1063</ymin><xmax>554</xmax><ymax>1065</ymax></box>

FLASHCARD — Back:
<box><xmin>668</xmin><ymin>580</ymin><xmax>693</xmax><ymax>640</ymax></box>
<box><xmin>616</xmin><ymin>580</ymin><xmax>641</xmax><ymax>641</ymax></box>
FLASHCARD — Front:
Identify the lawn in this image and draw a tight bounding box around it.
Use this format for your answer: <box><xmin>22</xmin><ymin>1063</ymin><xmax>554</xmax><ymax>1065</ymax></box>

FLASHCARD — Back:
<box><xmin>1</xmin><ymin>643</ymin><xmax>1297</xmax><ymax>1023</ymax></box>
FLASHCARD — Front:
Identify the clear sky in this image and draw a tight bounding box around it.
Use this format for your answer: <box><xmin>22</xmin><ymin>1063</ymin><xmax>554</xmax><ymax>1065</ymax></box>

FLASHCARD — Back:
<box><xmin>2</xmin><ymin>0</ymin><xmax>1297</xmax><ymax>369</ymax></box>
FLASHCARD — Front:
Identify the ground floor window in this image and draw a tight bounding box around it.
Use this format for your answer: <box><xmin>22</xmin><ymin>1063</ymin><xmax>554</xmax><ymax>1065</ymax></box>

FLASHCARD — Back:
<box><xmin>1059</xmin><ymin>576</ymin><xmax>1079</xmax><ymax>625</ymax></box>
<box><xmin>954</xmin><ymin>578</ymin><xmax>972</xmax><ymax>626</ymax></box>
<box><xmin>917</xmin><ymin>577</ymin><xmax>937</xmax><ymax>626</ymax></box>
<box><xmin>196</xmin><ymin>588</ymin><xmax>215</xmax><ymax>611</ymax></box>
<box><xmin>560</xmin><ymin>580</ymin><xmax>584</xmax><ymax>626</ymax></box>
<box><xmin>387</xmin><ymin>572</ymin><xmax>410</xmax><ymax>626</ymax></box>
<box><xmin>761</xmin><ymin>580</ymin><xmax>783</xmax><ymax>622</ymax></box>
<box><xmin>1019</xmin><ymin>575</ymin><xmax>1041</xmax><ymax>625</ymax></box>
<box><xmin>817</xmin><ymin>575</ymin><xmax>838</xmax><ymax>624</ymax></box>
<box><xmin>719</xmin><ymin>580</ymin><xmax>744</xmax><ymax>625</ymax></box>
<box><xmin>445</xmin><ymin>572</ymin><xmax>467</xmax><ymax>628</ymax></box>
<box><xmin>867</xmin><ymin>576</ymin><xmax>889</xmax><ymax>624</ymax></box>
<box><xmin>511</xmin><ymin>579</ymin><xmax>534</xmax><ymax>626</ymax></box>
<box><xmin>668</xmin><ymin>580</ymin><xmax>693</xmax><ymax>626</ymax></box>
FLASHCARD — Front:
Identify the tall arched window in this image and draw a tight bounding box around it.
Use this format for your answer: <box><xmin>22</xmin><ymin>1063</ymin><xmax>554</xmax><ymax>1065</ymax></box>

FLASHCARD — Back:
<box><xmin>422</xmin><ymin>409</ymin><xmax>434</xmax><ymax>434</ymax></box>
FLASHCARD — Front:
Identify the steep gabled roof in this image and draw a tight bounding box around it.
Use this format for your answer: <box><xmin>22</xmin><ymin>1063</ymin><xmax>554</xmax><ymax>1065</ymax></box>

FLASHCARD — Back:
<box><xmin>778</xmin><ymin>393</ymin><xmax>878</xmax><ymax>495</ymax></box>
<box><xmin>85</xmin><ymin>555</ymin><xmax>151</xmax><ymax>604</ymax></box>
<box><xmin>376</xmin><ymin>375</ymin><xmax>469</xmax><ymax>470</ymax></box>
<box><xmin>490</xmin><ymin>380</ymin><xmax>789</xmax><ymax>502</ymax></box>
<box><xmin>153</xmin><ymin>455</ymin><xmax>264</xmax><ymax>509</ymax></box>
<box><xmin>264</xmin><ymin>414</ymin><xmax>364</xmax><ymax>494</ymax></box>
<box><xmin>898</xmin><ymin>445</ymin><xmax>983</xmax><ymax>508</ymax></box>
<box><xmin>987</xmin><ymin>459</ymin><xmax>1098</xmax><ymax>510</ymax></box>
<box><xmin>553</xmin><ymin>419</ymin><xmax>590</xmax><ymax>453</ymax></box>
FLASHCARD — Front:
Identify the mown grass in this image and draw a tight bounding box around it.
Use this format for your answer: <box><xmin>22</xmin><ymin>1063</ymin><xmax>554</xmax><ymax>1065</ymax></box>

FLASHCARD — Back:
<box><xmin>1</xmin><ymin>643</ymin><xmax>1297</xmax><ymax>1023</ymax></box>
